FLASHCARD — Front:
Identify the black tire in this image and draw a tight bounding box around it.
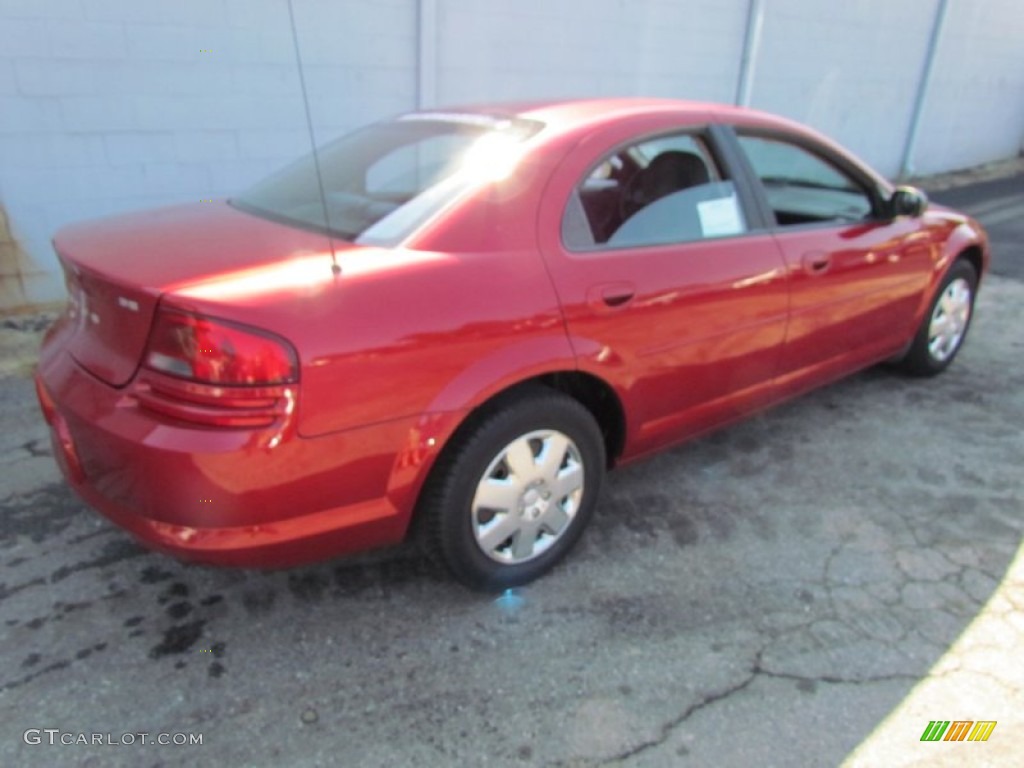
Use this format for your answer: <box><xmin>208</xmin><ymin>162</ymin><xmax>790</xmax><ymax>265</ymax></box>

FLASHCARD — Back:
<box><xmin>899</xmin><ymin>260</ymin><xmax>978</xmax><ymax>377</ymax></box>
<box><xmin>418</xmin><ymin>389</ymin><xmax>605</xmax><ymax>591</ymax></box>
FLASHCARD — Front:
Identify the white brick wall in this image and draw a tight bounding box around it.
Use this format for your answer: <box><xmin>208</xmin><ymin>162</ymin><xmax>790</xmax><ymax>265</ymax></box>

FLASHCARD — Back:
<box><xmin>0</xmin><ymin>0</ymin><xmax>1021</xmax><ymax>307</ymax></box>
<box><xmin>81</xmin><ymin>0</ymin><xmax>229</xmax><ymax>26</ymax></box>
<box><xmin>0</xmin><ymin>60</ymin><xmax>16</xmax><ymax>95</ymax></box>
<box><xmin>0</xmin><ymin>0</ymin><xmax>419</xmax><ymax>305</ymax></box>
<box><xmin>912</xmin><ymin>0</ymin><xmax>1024</xmax><ymax>174</ymax></box>
<box><xmin>749</xmin><ymin>0</ymin><xmax>937</xmax><ymax>176</ymax></box>
<box><xmin>436</xmin><ymin>0</ymin><xmax>747</xmax><ymax>104</ymax></box>
<box><xmin>0</xmin><ymin>0</ymin><xmax>84</xmax><ymax>20</ymax></box>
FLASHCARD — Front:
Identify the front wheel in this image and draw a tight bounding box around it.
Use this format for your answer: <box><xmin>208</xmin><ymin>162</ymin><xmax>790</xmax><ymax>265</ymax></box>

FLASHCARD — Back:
<box><xmin>899</xmin><ymin>260</ymin><xmax>978</xmax><ymax>376</ymax></box>
<box><xmin>418</xmin><ymin>389</ymin><xmax>606</xmax><ymax>591</ymax></box>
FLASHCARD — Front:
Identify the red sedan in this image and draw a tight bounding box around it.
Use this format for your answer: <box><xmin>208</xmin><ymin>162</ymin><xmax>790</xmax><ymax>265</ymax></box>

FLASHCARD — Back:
<box><xmin>36</xmin><ymin>99</ymin><xmax>988</xmax><ymax>590</ymax></box>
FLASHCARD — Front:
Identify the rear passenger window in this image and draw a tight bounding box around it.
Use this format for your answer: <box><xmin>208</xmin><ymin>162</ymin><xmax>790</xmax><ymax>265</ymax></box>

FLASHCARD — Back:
<box><xmin>563</xmin><ymin>133</ymin><xmax>747</xmax><ymax>250</ymax></box>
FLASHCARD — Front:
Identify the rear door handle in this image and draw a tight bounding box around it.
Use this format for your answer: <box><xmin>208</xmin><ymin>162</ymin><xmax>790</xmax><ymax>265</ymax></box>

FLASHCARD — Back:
<box><xmin>802</xmin><ymin>251</ymin><xmax>831</xmax><ymax>275</ymax></box>
<box><xmin>587</xmin><ymin>282</ymin><xmax>636</xmax><ymax>309</ymax></box>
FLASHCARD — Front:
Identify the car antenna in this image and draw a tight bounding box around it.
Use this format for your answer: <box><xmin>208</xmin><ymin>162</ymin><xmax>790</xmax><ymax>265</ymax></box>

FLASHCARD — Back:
<box><xmin>287</xmin><ymin>0</ymin><xmax>341</xmax><ymax>277</ymax></box>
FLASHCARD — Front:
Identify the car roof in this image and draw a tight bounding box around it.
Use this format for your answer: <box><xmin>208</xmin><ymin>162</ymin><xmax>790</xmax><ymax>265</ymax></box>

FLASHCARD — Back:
<box><xmin>436</xmin><ymin>98</ymin><xmax>886</xmax><ymax>189</ymax></box>
<box><xmin>426</xmin><ymin>97</ymin><xmax>782</xmax><ymax>132</ymax></box>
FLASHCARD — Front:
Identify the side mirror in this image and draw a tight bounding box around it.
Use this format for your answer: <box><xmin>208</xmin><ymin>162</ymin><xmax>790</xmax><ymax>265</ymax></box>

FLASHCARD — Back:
<box><xmin>890</xmin><ymin>186</ymin><xmax>928</xmax><ymax>218</ymax></box>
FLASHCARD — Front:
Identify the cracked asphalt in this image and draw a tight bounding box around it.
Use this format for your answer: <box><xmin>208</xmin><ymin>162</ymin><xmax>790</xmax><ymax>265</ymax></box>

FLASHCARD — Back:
<box><xmin>1</xmin><ymin>173</ymin><xmax>1022</xmax><ymax>767</ymax></box>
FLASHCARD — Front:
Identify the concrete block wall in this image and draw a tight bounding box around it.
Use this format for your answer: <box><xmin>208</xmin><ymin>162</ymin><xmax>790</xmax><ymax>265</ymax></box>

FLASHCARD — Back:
<box><xmin>434</xmin><ymin>0</ymin><xmax>747</xmax><ymax>104</ymax></box>
<box><xmin>912</xmin><ymin>0</ymin><xmax>1024</xmax><ymax>174</ymax></box>
<box><xmin>0</xmin><ymin>0</ymin><xmax>1021</xmax><ymax>308</ymax></box>
<box><xmin>750</xmin><ymin>0</ymin><xmax>936</xmax><ymax>176</ymax></box>
<box><xmin>0</xmin><ymin>0</ymin><xmax>418</xmax><ymax>306</ymax></box>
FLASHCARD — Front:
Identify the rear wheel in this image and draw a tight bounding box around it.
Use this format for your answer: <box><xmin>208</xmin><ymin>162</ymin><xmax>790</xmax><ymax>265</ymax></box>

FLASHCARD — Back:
<box><xmin>899</xmin><ymin>260</ymin><xmax>977</xmax><ymax>376</ymax></box>
<box><xmin>418</xmin><ymin>390</ymin><xmax>605</xmax><ymax>591</ymax></box>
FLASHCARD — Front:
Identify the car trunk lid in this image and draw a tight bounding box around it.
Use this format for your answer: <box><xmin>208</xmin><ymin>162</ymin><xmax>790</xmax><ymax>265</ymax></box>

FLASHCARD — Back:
<box><xmin>52</xmin><ymin>201</ymin><xmax>338</xmax><ymax>387</ymax></box>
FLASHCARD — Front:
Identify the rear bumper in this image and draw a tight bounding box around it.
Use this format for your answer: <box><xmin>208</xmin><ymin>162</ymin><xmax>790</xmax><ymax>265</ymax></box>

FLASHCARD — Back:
<box><xmin>63</xmin><ymin>469</ymin><xmax>406</xmax><ymax>568</ymax></box>
<box><xmin>35</xmin><ymin>349</ymin><xmax>443</xmax><ymax>568</ymax></box>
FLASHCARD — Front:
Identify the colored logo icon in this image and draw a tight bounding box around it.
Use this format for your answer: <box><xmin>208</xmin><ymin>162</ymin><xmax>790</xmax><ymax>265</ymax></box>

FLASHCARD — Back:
<box><xmin>920</xmin><ymin>720</ymin><xmax>997</xmax><ymax>742</ymax></box>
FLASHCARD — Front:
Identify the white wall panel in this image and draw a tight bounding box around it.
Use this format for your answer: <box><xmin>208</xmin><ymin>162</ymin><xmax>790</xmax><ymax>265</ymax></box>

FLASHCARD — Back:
<box><xmin>910</xmin><ymin>0</ymin><xmax>1024</xmax><ymax>174</ymax></box>
<box><xmin>0</xmin><ymin>0</ymin><xmax>418</xmax><ymax>304</ymax></box>
<box><xmin>435</xmin><ymin>0</ymin><xmax>747</xmax><ymax>105</ymax></box>
<box><xmin>748</xmin><ymin>0</ymin><xmax>937</xmax><ymax>176</ymax></box>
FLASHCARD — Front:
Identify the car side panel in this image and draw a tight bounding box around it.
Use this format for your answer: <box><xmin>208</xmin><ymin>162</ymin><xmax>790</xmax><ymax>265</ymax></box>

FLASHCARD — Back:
<box><xmin>718</xmin><ymin>118</ymin><xmax>962</xmax><ymax>399</ymax></box>
<box><xmin>535</xmin><ymin>113</ymin><xmax>791</xmax><ymax>459</ymax></box>
<box><xmin>769</xmin><ymin>218</ymin><xmax>936</xmax><ymax>396</ymax></box>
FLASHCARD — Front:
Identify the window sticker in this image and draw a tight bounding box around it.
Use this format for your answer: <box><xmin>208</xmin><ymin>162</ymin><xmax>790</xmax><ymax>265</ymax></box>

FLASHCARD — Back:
<box><xmin>697</xmin><ymin>195</ymin><xmax>744</xmax><ymax>237</ymax></box>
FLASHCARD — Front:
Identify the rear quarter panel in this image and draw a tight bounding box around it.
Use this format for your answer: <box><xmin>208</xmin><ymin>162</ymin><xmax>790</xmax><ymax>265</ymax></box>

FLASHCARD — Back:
<box><xmin>168</xmin><ymin>245</ymin><xmax>569</xmax><ymax>439</ymax></box>
<box><xmin>167</xmin><ymin>150</ymin><xmax>578</xmax><ymax>440</ymax></box>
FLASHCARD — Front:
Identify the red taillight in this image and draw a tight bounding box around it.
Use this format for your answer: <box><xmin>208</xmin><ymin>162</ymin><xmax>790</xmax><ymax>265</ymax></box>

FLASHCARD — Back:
<box><xmin>145</xmin><ymin>309</ymin><xmax>297</xmax><ymax>386</ymax></box>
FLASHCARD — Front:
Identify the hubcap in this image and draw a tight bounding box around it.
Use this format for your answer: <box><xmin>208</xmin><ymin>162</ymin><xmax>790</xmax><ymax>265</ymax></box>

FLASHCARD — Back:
<box><xmin>471</xmin><ymin>429</ymin><xmax>585</xmax><ymax>564</ymax></box>
<box><xmin>927</xmin><ymin>277</ymin><xmax>972</xmax><ymax>363</ymax></box>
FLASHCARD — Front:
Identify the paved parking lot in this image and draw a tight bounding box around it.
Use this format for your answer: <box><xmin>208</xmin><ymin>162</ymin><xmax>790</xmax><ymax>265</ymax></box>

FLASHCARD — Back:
<box><xmin>1</xmin><ymin>176</ymin><xmax>1022</xmax><ymax>767</ymax></box>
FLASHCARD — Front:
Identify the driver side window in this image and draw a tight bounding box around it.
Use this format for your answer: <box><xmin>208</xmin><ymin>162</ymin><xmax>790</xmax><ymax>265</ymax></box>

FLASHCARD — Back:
<box><xmin>563</xmin><ymin>133</ymin><xmax>747</xmax><ymax>250</ymax></box>
<box><xmin>736</xmin><ymin>135</ymin><xmax>876</xmax><ymax>226</ymax></box>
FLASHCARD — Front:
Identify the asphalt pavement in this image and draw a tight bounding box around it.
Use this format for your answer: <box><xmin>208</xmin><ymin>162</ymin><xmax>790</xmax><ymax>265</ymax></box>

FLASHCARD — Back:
<box><xmin>0</xmin><ymin>169</ymin><xmax>1021</xmax><ymax>767</ymax></box>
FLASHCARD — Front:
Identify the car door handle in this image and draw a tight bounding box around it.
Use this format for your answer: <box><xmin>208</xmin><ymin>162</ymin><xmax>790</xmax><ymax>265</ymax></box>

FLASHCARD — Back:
<box><xmin>588</xmin><ymin>282</ymin><xmax>636</xmax><ymax>309</ymax></box>
<box><xmin>802</xmin><ymin>251</ymin><xmax>831</xmax><ymax>275</ymax></box>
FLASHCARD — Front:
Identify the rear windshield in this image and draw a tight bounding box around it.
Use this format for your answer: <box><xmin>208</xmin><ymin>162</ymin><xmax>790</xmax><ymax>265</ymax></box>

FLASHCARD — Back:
<box><xmin>231</xmin><ymin>114</ymin><xmax>542</xmax><ymax>244</ymax></box>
